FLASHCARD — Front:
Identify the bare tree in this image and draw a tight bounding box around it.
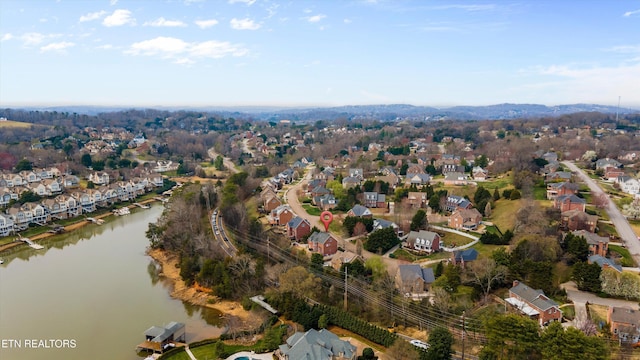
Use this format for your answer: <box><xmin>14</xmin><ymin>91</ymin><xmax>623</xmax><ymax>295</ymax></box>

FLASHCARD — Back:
<box><xmin>465</xmin><ymin>257</ymin><xmax>508</xmax><ymax>302</ymax></box>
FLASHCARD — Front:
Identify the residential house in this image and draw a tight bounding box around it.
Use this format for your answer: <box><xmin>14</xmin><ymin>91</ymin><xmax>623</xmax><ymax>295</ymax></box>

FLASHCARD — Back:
<box><xmin>0</xmin><ymin>213</ymin><xmax>15</xmax><ymax>236</ymax></box>
<box><xmin>472</xmin><ymin>166</ymin><xmax>488</xmax><ymax>181</ymax></box>
<box><xmin>442</xmin><ymin>164</ymin><xmax>466</xmax><ymax>175</ymax></box>
<box><xmin>287</xmin><ymin>216</ymin><xmax>311</xmax><ymax>241</ymax></box>
<box><xmin>311</xmin><ymin>186</ymin><xmax>331</xmax><ymax>199</ymax></box>
<box><xmin>444</xmin><ymin>171</ymin><xmax>469</xmax><ymax>185</ymax></box>
<box><xmin>546</xmin><ymin>182</ymin><xmax>579</xmax><ymax>200</ymax></box>
<box><xmin>23</xmin><ymin>202</ymin><xmax>48</xmax><ymax>225</ymax></box>
<box><xmin>364</xmin><ymin>192</ymin><xmax>386</xmax><ymax>208</ymax></box>
<box><xmin>154</xmin><ymin>160</ymin><xmax>177</xmax><ymax>173</ymax></box>
<box><xmin>43</xmin><ymin>198</ymin><xmax>67</xmax><ymax>220</ymax></box>
<box><xmin>605</xmin><ymin>167</ymin><xmax>625</xmax><ymax>182</ymax></box>
<box><xmin>347</xmin><ymin>205</ymin><xmax>372</xmax><ymax>218</ymax></box>
<box><xmin>88</xmin><ymin>172</ymin><xmax>110</xmax><ymax>186</ymax></box>
<box><xmin>406</xmin><ymin>230</ymin><xmax>441</xmax><ymax>254</ymax></box>
<box><xmin>270</xmin><ymin>205</ymin><xmax>295</xmax><ymax>226</ymax></box>
<box><xmin>546</xmin><ymin>171</ymin><xmax>573</xmax><ymax>182</ymax></box>
<box><xmin>405</xmin><ymin>173</ymin><xmax>431</xmax><ymax>186</ymax></box>
<box><xmin>61</xmin><ymin>175</ymin><xmax>80</xmax><ymax>189</ymax></box>
<box><xmin>596</xmin><ymin>158</ymin><xmax>622</xmax><ymax>170</ymax></box>
<box><xmin>444</xmin><ymin>195</ymin><xmax>473</xmax><ymax>213</ymax></box>
<box><xmin>19</xmin><ymin>170</ymin><xmax>39</xmax><ymax>183</ymax></box>
<box><xmin>554</xmin><ymin>194</ymin><xmax>586</xmax><ymax>213</ymax></box>
<box><xmin>619</xmin><ymin>151</ymin><xmax>640</xmax><ymax>163</ymax></box>
<box><xmin>341</xmin><ymin>176</ymin><xmax>361</xmax><ymax>189</ymax></box>
<box><xmin>395</xmin><ymin>264</ymin><xmax>435</xmax><ymax>295</ymax></box>
<box><xmin>72</xmin><ymin>191</ymin><xmax>95</xmax><ymax>213</ymax></box>
<box><xmin>315</xmin><ymin>194</ymin><xmax>337</xmax><ymax>210</ymax></box>
<box><xmin>307</xmin><ymin>232</ymin><xmax>338</xmax><ymax>256</ymax></box>
<box><xmin>451</xmin><ymin>248</ymin><xmax>479</xmax><ymax>268</ymax></box>
<box><xmin>315</xmin><ymin>167</ymin><xmax>335</xmax><ymax>181</ymax></box>
<box><xmin>572</xmin><ymin>230</ymin><xmax>609</xmax><ymax>257</ymax></box>
<box><xmin>617</xmin><ymin>176</ymin><xmax>640</xmax><ymax>195</ymax></box>
<box><xmin>588</xmin><ymin>255</ymin><xmax>622</xmax><ymax>273</ymax></box>
<box><xmin>373</xmin><ymin>218</ymin><xmax>400</xmax><ymax>235</ymax></box>
<box><xmin>62</xmin><ymin>195</ymin><xmax>81</xmax><ymax>217</ymax></box>
<box><xmin>406</xmin><ymin>164</ymin><xmax>425</xmax><ymax>176</ymax></box>
<box><xmin>407</xmin><ymin>191</ymin><xmax>429</xmax><ymax>208</ymax></box>
<box><xmin>139</xmin><ymin>322</ymin><xmax>186</xmax><ymax>354</ymax></box>
<box><xmin>7</xmin><ymin>204</ymin><xmax>33</xmax><ymax>231</ymax></box>
<box><xmin>348</xmin><ymin>168</ymin><xmax>364</xmax><ymax>180</ymax></box>
<box><xmin>330</xmin><ymin>250</ymin><xmax>361</xmax><ymax>271</ymax></box>
<box><xmin>306</xmin><ymin>179</ymin><xmax>326</xmax><ymax>193</ymax></box>
<box><xmin>0</xmin><ymin>189</ymin><xmax>13</xmax><ymax>207</ymax></box>
<box><xmin>560</xmin><ymin>210</ymin><xmax>598</xmax><ymax>232</ymax></box>
<box><xmin>506</xmin><ymin>280</ymin><xmax>562</xmax><ymax>326</ymax></box>
<box><xmin>42</xmin><ymin>178</ymin><xmax>62</xmax><ymax>195</ymax></box>
<box><xmin>275</xmin><ymin>328</ymin><xmax>357</xmax><ymax>360</ymax></box>
<box><xmin>607</xmin><ymin>307</ymin><xmax>640</xmax><ymax>344</ymax></box>
<box><xmin>448</xmin><ymin>208</ymin><xmax>482</xmax><ymax>230</ymax></box>
<box><xmin>264</xmin><ymin>195</ymin><xmax>282</xmax><ymax>212</ymax></box>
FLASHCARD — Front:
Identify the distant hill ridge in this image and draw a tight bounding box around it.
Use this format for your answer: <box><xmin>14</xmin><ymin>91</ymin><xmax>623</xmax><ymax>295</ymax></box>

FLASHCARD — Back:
<box><xmin>7</xmin><ymin>103</ymin><xmax>639</xmax><ymax>121</ymax></box>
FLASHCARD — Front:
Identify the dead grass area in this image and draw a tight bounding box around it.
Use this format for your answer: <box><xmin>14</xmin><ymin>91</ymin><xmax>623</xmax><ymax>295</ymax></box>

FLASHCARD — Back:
<box><xmin>588</xmin><ymin>304</ymin><xmax>609</xmax><ymax>324</ymax></box>
<box><xmin>0</xmin><ymin>120</ymin><xmax>33</xmax><ymax>128</ymax></box>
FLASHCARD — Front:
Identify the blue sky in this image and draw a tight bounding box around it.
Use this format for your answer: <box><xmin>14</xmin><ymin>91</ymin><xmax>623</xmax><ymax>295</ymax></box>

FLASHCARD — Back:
<box><xmin>1</xmin><ymin>0</ymin><xmax>639</xmax><ymax>108</ymax></box>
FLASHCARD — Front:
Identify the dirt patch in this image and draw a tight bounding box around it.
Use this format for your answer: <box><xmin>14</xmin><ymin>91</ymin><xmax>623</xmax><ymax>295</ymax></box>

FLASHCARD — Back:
<box><xmin>147</xmin><ymin>248</ymin><xmax>265</xmax><ymax>332</ymax></box>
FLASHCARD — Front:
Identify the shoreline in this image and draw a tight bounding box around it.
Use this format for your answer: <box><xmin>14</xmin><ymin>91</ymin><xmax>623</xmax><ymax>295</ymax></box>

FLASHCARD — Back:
<box><xmin>0</xmin><ymin>199</ymin><xmax>157</xmax><ymax>254</ymax></box>
<box><xmin>146</xmin><ymin>247</ymin><xmax>264</xmax><ymax>333</ymax></box>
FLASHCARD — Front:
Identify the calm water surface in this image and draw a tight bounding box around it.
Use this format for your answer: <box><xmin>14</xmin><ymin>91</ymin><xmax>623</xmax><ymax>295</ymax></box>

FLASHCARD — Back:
<box><xmin>0</xmin><ymin>205</ymin><xmax>224</xmax><ymax>360</ymax></box>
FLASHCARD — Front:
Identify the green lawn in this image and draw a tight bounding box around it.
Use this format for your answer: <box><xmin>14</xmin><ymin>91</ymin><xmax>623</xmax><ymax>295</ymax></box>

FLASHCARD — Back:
<box><xmin>532</xmin><ymin>186</ymin><xmax>547</xmax><ymax>200</ymax></box>
<box><xmin>478</xmin><ymin>176</ymin><xmax>513</xmax><ymax>190</ymax></box>
<box><xmin>439</xmin><ymin>232</ymin><xmax>475</xmax><ymax>248</ymax></box>
<box><xmin>488</xmin><ymin>198</ymin><xmax>522</xmax><ymax>232</ymax></box>
<box><xmin>302</xmin><ymin>204</ymin><xmax>322</xmax><ymax>216</ymax></box>
<box><xmin>609</xmin><ymin>245</ymin><xmax>636</xmax><ymax>267</ymax></box>
<box><xmin>472</xmin><ymin>243</ymin><xmax>505</xmax><ymax>258</ymax></box>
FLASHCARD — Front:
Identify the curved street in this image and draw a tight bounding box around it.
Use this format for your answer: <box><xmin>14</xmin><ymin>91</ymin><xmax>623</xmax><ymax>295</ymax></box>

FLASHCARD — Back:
<box><xmin>562</xmin><ymin>161</ymin><xmax>640</xmax><ymax>265</ymax></box>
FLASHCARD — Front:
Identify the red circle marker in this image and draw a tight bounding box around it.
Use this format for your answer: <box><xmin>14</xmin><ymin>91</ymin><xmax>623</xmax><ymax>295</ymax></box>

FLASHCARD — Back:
<box><xmin>320</xmin><ymin>211</ymin><xmax>333</xmax><ymax>232</ymax></box>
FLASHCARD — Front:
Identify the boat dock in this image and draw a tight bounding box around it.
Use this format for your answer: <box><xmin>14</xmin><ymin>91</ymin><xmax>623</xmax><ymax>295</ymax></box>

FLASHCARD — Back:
<box><xmin>134</xmin><ymin>203</ymin><xmax>151</xmax><ymax>209</ymax></box>
<box><xmin>17</xmin><ymin>235</ymin><xmax>44</xmax><ymax>250</ymax></box>
<box><xmin>86</xmin><ymin>217</ymin><xmax>105</xmax><ymax>225</ymax></box>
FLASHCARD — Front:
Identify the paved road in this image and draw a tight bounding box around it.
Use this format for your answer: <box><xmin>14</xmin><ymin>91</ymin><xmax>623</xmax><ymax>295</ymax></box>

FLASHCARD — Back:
<box><xmin>562</xmin><ymin>161</ymin><xmax>640</xmax><ymax>265</ymax></box>
<box><xmin>284</xmin><ymin>165</ymin><xmax>401</xmax><ymax>276</ymax></box>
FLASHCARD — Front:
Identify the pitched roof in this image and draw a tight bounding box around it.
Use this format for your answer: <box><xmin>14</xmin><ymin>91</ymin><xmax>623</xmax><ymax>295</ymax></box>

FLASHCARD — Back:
<box><xmin>556</xmin><ymin>194</ymin><xmax>586</xmax><ymax>204</ymax></box>
<box><xmin>288</xmin><ymin>216</ymin><xmax>309</xmax><ymax>229</ymax></box>
<box><xmin>407</xmin><ymin>230</ymin><xmax>439</xmax><ymax>244</ymax></box>
<box><xmin>308</xmin><ymin>231</ymin><xmax>335</xmax><ymax>245</ymax></box>
<box><xmin>281</xmin><ymin>329</ymin><xmax>356</xmax><ymax>360</ymax></box>
<box><xmin>572</xmin><ymin>230</ymin><xmax>609</xmax><ymax>245</ymax></box>
<box><xmin>453</xmin><ymin>248</ymin><xmax>479</xmax><ymax>262</ymax></box>
<box><xmin>609</xmin><ymin>307</ymin><xmax>640</xmax><ymax>326</ymax></box>
<box><xmin>588</xmin><ymin>255</ymin><xmax>622</xmax><ymax>272</ymax></box>
<box><xmin>349</xmin><ymin>204</ymin><xmax>372</xmax><ymax>217</ymax></box>
<box><xmin>398</xmin><ymin>264</ymin><xmax>435</xmax><ymax>284</ymax></box>
<box><xmin>509</xmin><ymin>281</ymin><xmax>558</xmax><ymax>311</ymax></box>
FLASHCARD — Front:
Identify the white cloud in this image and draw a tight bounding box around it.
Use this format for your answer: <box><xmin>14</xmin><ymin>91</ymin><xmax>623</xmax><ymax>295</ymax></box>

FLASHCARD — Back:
<box><xmin>344</xmin><ymin>18</ymin><xmax>352</xmax><ymax>24</ymax></box>
<box><xmin>103</xmin><ymin>9</ymin><xmax>135</xmax><ymax>27</ymax></box>
<box><xmin>1</xmin><ymin>33</ymin><xmax>13</xmax><ymax>41</ymax></box>
<box><xmin>605</xmin><ymin>45</ymin><xmax>640</xmax><ymax>54</ymax></box>
<box><xmin>79</xmin><ymin>10</ymin><xmax>106</xmax><ymax>22</ymax></box>
<box><xmin>144</xmin><ymin>17</ymin><xmax>187</xmax><ymax>27</ymax></box>
<box><xmin>126</xmin><ymin>36</ymin><xmax>248</xmax><ymax>63</ymax></box>
<box><xmin>96</xmin><ymin>44</ymin><xmax>114</xmax><ymax>50</ymax></box>
<box><xmin>228</xmin><ymin>0</ymin><xmax>256</xmax><ymax>5</ymax></box>
<box><xmin>195</xmin><ymin>19</ymin><xmax>219</xmax><ymax>29</ymax></box>
<box><xmin>431</xmin><ymin>4</ymin><xmax>496</xmax><ymax>12</ymax></box>
<box><xmin>110</xmin><ymin>0</ymin><xmax>118</xmax><ymax>5</ymax></box>
<box><xmin>20</xmin><ymin>32</ymin><xmax>60</xmax><ymax>46</ymax></box>
<box><xmin>40</xmin><ymin>41</ymin><xmax>75</xmax><ymax>53</ymax></box>
<box><xmin>230</xmin><ymin>18</ymin><xmax>261</xmax><ymax>30</ymax></box>
<box><xmin>306</xmin><ymin>14</ymin><xmax>326</xmax><ymax>23</ymax></box>
<box><xmin>623</xmin><ymin>9</ymin><xmax>640</xmax><ymax>17</ymax></box>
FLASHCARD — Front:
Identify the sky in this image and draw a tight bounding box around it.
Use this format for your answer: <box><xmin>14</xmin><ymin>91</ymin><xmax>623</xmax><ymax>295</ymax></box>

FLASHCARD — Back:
<box><xmin>1</xmin><ymin>0</ymin><xmax>639</xmax><ymax>108</ymax></box>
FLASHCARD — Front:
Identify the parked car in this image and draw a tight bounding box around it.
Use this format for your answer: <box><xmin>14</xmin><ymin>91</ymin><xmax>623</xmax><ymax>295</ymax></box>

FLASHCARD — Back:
<box><xmin>410</xmin><ymin>339</ymin><xmax>429</xmax><ymax>350</ymax></box>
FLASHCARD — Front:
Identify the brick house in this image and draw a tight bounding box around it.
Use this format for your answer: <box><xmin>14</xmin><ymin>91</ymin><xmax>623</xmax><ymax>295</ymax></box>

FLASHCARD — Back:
<box><xmin>546</xmin><ymin>182</ymin><xmax>579</xmax><ymax>200</ymax></box>
<box><xmin>287</xmin><ymin>216</ymin><xmax>311</xmax><ymax>241</ymax></box>
<box><xmin>506</xmin><ymin>280</ymin><xmax>562</xmax><ymax>326</ymax></box>
<box><xmin>407</xmin><ymin>192</ymin><xmax>429</xmax><ymax>208</ymax></box>
<box><xmin>308</xmin><ymin>232</ymin><xmax>338</xmax><ymax>256</ymax></box>
<box><xmin>572</xmin><ymin>230</ymin><xmax>609</xmax><ymax>257</ymax></box>
<box><xmin>605</xmin><ymin>167</ymin><xmax>625</xmax><ymax>181</ymax></box>
<box><xmin>270</xmin><ymin>205</ymin><xmax>295</xmax><ymax>226</ymax></box>
<box><xmin>395</xmin><ymin>264</ymin><xmax>435</xmax><ymax>295</ymax></box>
<box><xmin>554</xmin><ymin>194</ymin><xmax>586</xmax><ymax>212</ymax></box>
<box><xmin>406</xmin><ymin>230</ymin><xmax>440</xmax><ymax>254</ymax></box>
<box><xmin>363</xmin><ymin>192</ymin><xmax>386</xmax><ymax>208</ymax></box>
<box><xmin>607</xmin><ymin>307</ymin><xmax>640</xmax><ymax>344</ymax></box>
<box><xmin>263</xmin><ymin>195</ymin><xmax>282</xmax><ymax>212</ymax></box>
<box><xmin>444</xmin><ymin>195</ymin><xmax>473</xmax><ymax>213</ymax></box>
<box><xmin>347</xmin><ymin>204</ymin><xmax>372</xmax><ymax>218</ymax></box>
<box><xmin>448</xmin><ymin>208</ymin><xmax>482</xmax><ymax>230</ymax></box>
<box><xmin>560</xmin><ymin>210</ymin><xmax>598</xmax><ymax>232</ymax></box>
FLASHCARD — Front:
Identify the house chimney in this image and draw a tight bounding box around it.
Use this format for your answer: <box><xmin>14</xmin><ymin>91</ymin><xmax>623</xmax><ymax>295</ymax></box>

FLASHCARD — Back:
<box><xmin>513</xmin><ymin>280</ymin><xmax>519</xmax><ymax>287</ymax></box>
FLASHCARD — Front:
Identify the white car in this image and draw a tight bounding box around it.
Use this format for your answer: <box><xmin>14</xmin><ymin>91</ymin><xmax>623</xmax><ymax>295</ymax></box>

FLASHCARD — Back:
<box><xmin>410</xmin><ymin>339</ymin><xmax>429</xmax><ymax>350</ymax></box>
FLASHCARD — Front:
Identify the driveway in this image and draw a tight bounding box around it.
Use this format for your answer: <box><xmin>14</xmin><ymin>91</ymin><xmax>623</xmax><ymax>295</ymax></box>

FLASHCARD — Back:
<box><xmin>562</xmin><ymin>161</ymin><xmax>640</xmax><ymax>265</ymax></box>
<box><xmin>284</xmin><ymin>166</ymin><xmax>401</xmax><ymax>277</ymax></box>
<box><xmin>562</xmin><ymin>281</ymin><xmax>639</xmax><ymax>310</ymax></box>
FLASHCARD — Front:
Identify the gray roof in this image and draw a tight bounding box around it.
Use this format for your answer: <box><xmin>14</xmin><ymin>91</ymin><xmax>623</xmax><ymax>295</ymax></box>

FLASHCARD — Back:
<box><xmin>509</xmin><ymin>281</ymin><xmax>558</xmax><ymax>311</ymax></box>
<box><xmin>398</xmin><ymin>264</ymin><xmax>435</xmax><ymax>284</ymax></box>
<box><xmin>288</xmin><ymin>216</ymin><xmax>308</xmax><ymax>229</ymax></box>
<box><xmin>588</xmin><ymin>255</ymin><xmax>622</xmax><ymax>272</ymax></box>
<box><xmin>609</xmin><ymin>307</ymin><xmax>640</xmax><ymax>326</ymax></box>
<box><xmin>453</xmin><ymin>248</ymin><xmax>479</xmax><ymax>262</ymax></box>
<box><xmin>407</xmin><ymin>230</ymin><xmax>439</xmax><ymax>243</ymax></box>
<box><xmin>308</xmin><ymin>231</ymin><xmax>334</xmax><ymax>245</ymax></box>
<box><xmin>281</xmin><ymin>328</ymin><xmax>356</xmax><ymax>360</ymax></box>
<box><xmin>373</xmin><ymin>218</ymin><xmax>397</xmax><ymax>230</ymax></box>
<box><xmin>349</xmin><ymin>204</ymin><xmax>371</xmax><ymax>217</ymax></box>
<box><xmin>556</xmin><ymin>194</ymin><xmax>586</xmax><ymax>204</ymax></box>
<box><xmin>572</xmin><ymin>230</ymin><xmax>609</xmax><ymax>245</ymax></box>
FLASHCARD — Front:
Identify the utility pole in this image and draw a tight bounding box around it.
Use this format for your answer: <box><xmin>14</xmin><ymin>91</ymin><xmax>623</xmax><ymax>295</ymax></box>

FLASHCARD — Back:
<box><xmin>267</xmin><ymin>237</ymin><xmax>270</xmax><ymax>264</ymax></box>
<box><xmin>343</xmin><ymin>266</ymin><xmax>348</xmax><ymax>311</ymax></box>
<box><xmin>461</xmin><ymin>311</ymin><xmax>466</xmax><ymax>360</ymax></box>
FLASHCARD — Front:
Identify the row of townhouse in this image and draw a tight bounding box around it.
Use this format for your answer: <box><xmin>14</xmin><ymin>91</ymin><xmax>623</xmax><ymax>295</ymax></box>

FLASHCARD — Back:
<box><xmin>0</xmin><ymin>175</ymin><xmax>164</xmax><ymax>236</ymax></box>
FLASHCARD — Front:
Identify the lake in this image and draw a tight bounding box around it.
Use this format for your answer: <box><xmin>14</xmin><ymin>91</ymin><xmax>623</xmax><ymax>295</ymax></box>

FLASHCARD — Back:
<box><xmin>0</xmin><ymin>205</ymin><xmax>224</xmax><ymax>360</ymax></box>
